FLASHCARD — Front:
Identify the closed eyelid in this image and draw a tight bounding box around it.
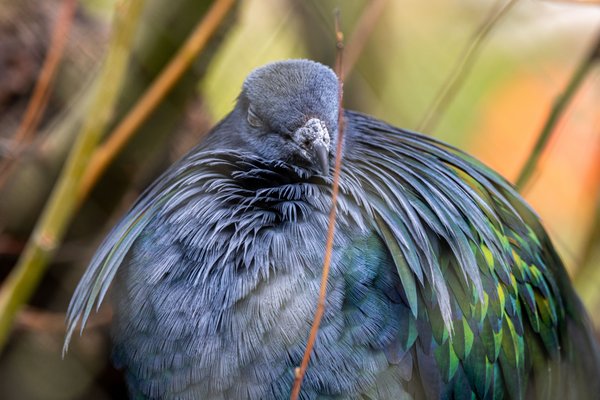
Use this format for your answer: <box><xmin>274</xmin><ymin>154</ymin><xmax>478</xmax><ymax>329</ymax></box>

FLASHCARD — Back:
<box><xmin>247</xmin><ymin>107</ymin><xmax>263</xmax><ymax>128</ymax></box>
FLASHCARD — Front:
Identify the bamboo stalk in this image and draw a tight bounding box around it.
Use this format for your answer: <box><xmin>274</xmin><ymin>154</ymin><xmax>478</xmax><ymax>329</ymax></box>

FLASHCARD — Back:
<box><xmin>0</xmin><ymin>0</ymin><xmax>146</xmax><ymax>350</ymax></box>
<box><xmin>78</xmin><ymin>0</ymin><xmax>236</xmax><ymax>201</ymax></box>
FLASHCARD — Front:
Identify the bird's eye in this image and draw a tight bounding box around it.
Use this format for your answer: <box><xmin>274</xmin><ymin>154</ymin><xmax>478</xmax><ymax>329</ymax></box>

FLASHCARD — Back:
<box><xmin>247</xmin><ymin>108</ymin><xmax>263</xmax><ymax>128</ymax></box>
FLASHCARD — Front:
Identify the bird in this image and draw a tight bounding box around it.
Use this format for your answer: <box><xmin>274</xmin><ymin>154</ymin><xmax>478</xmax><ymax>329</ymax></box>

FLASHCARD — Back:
<box><xmin>65</xmin><ymin>59</ymin><xmax>600</xmax><ymax>399</ymax></box>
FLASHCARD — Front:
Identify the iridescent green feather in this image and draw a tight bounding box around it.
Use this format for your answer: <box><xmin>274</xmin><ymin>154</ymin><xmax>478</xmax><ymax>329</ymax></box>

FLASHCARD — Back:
<box><xmin>344</xmin><ymin>113</ymin><xmax>599</xmax><ymax>398</ymax></box>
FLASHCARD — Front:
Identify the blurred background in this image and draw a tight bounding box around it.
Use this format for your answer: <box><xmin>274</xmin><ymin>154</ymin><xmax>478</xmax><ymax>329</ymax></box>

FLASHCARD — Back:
<box><xmin>0</xmin><ymin>0</ymin><xmax>599</xmax><ymax>398</ymax></box>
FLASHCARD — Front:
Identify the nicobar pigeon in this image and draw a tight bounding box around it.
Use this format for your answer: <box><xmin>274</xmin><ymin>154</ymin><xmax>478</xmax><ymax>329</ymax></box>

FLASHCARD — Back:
<box><xmin>65</xmin><ymin>59</ymin><xmax>600</xmax><ymax>399</ymax></box>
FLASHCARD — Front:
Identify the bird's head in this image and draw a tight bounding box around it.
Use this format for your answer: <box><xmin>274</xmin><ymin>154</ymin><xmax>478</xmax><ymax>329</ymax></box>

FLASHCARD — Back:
<box><xmin>234</xmin><ymin>59</ymin><xmax>340</xmax><ymax>176</ymax></box>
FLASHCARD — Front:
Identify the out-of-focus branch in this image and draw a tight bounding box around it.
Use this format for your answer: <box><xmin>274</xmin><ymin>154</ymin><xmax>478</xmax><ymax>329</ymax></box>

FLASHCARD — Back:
<box><xmin>13</xmin><ymin>0</ymin><xmax>78</xmax><ymax>144</ymax></box>
<box><xmin>574</xmin><ymin>190</ymin><xmax>600</xmax><ymax>328</ymax></box>
<box><xmin>290</xmin><ymin>11</ymin><xmax>346</xmax><ymax>400</ymax></box>
<box><xmin>417</xmin><ymin>0</ymin><xmax>519</xmax><ymax>134</ymax></box>
<box><xmin>573</xmin><ymin>128</ymin><xmax>600</xmax><ymax>323</ymax></box>
<box><xmin>0</xmin><ymin>0</ymin><xmax>78</xmax><ymax>189</ymax></box>
<box><xmin>343</xmin><ymin>0</ymin><xmax>387</xmax><ymax>77</ymax></box>
<box><xmin>78</xmin><ymin>0</ymin><xmax>236</xmax><ymax>201</ymax></box>
<box><xmin>0</xmin><ymin>234</ymin><xmax>26</xmax><ymax>256</ymax></box>
<box><xmin>0</xmin><ymin>0</ymin><xmax>235</xmax><ymax>236</ymax></box>
<box><xmin>576</xmin><ymin>131</ymin><xmax>600</xmax><ymax>274</ymax></box>
<box><xmin>0</xmin><ymin>0</ymin><xmax>146</xmax><ymax>350</ymax></box>
<box><xmin>15</xmin><ymin>306</ymin><xmax>112</xmax><ymax>334</ymax></box>
<box><xmin>515</xmin><ymin>31</ymin><xmax>600</xmax><ymax>191</ymax></box>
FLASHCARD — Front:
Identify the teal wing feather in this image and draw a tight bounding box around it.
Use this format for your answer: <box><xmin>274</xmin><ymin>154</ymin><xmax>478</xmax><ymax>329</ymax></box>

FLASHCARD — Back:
<box><xmin>345</xmin><ymin>110</ymin><xmax>600</xmax><ymax>399</ymax></box>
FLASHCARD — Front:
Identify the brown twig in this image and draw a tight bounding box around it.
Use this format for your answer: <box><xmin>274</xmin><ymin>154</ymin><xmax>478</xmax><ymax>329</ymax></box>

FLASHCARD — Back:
<box><xmin>77</xmin><ymin>0</ymin><xmax>236</xmax><ymax>201</ymax></box>
<box><xmin>0</xmin><ymin>235</ymin><xmax>26</xmax><ymax>256</ymax></box>
<box><xmin>290</xmin><ymin>11</ymin><xmax>346</xmax><ymax>400</ymax></box>
<box><xmin>0</xmin><ymin>0</ymin><xmax>78</xmax><ymax>189</ymax></box>
<box><xmin>343</xmin><ymin>0</ymin><xmax>387</xmax><ymax>77</ymax></box>
<box><xmin>417</xmin><ymin>0</ymin><xmax>519</xmax><ymax>134</ymax></box>
<box><xmin>13</xmin><ymin>0</ymin><xmax>78</xmax><ymax>143</ymax></box>
<box><xmin>15</xmin><ymin>306</ymin><xmax>112</xmax><ymax>334</ymax></box>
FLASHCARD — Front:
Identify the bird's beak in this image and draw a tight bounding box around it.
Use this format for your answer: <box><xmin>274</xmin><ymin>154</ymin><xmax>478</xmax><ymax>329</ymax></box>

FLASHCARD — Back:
<box><xmin>293</xmin><ymin>118</ymin><xmax>331</xmax><ymax>175</ymax></box>
<box><xmin>312</xmin><ymin>140</ymin><xmax>329</xmax><ymax>175</ymax></box>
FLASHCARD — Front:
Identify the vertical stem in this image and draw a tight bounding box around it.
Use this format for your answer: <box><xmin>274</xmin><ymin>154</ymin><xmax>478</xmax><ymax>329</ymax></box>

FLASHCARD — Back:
<box><xmin>290</xmin><ymin>11</ymin><xmax>346</xmax><ymax>400</ymax></box>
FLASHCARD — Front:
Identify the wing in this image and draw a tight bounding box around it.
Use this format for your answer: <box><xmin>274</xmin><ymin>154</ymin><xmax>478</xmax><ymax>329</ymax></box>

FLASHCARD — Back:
<box><xmin>343</xmin><ymin>110</ymin><xmax>600</xmax><ymax>399</ymax></box>
<box><xmin>63</xmin><ymin>146</ymin><xmax>239</xmax><ymax>353</ymax></box>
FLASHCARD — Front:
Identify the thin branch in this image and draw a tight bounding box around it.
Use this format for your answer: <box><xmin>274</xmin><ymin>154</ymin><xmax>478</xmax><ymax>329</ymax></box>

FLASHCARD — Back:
<box><xmin>0</xmin><ymin>0</ymin><xmax>147</xmax><ymax>350</ymax></box>
<box><xmin>13</xmin><ymin>0</ymin><xmax>78</xmax><ymax>143</ymax></box>
<box><xmin>15</xmin><ymin>306</ymin><xmax>112</xmax><ymax>334</ymax></box>
<box><xmin>78</xmin><ymin>0</ymin><xmax>237</xmax><ymax>201</ymax></box>
<box><xmin>0</xmin><ymin>235</ymin><xmax>26</xmax><ymax>256</ymax></box>
<box><xmin>343</xmin><ymin>0</ymin><xmax>387</xmax><ymax>77</ymax></box>
<box><xmin>417</xmin><ymin>0</ymin><xmax>519</xmax><ymax>134</ymax></box>
<box><xmin>515</xmin><ymin>31</ymin><xmax>600</xmax><ymax>191</ymax></box>
<box><xmin>0</xmin><ymin>0</ymin><xmax>78</xmax><ymax>189</ymax></box>
<box><xmin>290</xmin><ymin>11</ymin><xmax>346</xmax><ymax>400</ymax></box>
